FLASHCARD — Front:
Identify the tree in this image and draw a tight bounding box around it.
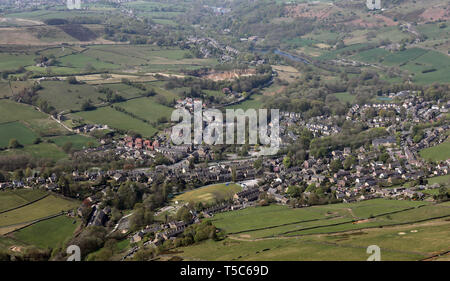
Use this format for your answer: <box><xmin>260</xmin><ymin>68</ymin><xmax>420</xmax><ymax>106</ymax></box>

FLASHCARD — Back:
<box><xmin>283</xmin><ymin>156</ymin><xmax>291</xmax><ymax>169</ymax></box>
<box><xmin>176</xmin><ymin>206</ymin><xmax>193</xmax><ymax>223</ymax></box>
<box><xmin>343</xmin><ymin>156</ymin><xmax>356</xmax><ymax>170</ymax></box>
<box><xmin>8</xmin><ymin>138</ymin><xmax>22</xmax><ymax>149</ymax></box>
<box><xmin>67</xmin><ymin>76</ymin><xmax>78</xmax><ymax>84</ymax></box>
<box><xmin>62</xmin><ymin>142</ymin><xmax>73</xmax><ymax>153</ymax></box>
<box><xmin>330</xmin><ymin>159</ymin><xmax>343</xmax><ymax>173</ymax></box>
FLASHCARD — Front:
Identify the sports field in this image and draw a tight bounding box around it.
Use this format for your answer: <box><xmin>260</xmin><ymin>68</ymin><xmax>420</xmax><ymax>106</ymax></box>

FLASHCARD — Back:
<box><xmin>173</xmin><ymin>183</ymin><xmax>243</xmax><ymax>205</ymax></box>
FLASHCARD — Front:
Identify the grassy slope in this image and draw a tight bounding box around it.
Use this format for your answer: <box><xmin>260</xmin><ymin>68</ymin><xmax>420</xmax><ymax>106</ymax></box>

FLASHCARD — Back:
<box><xmin>13</xmin><ymin>215</ymin><xmax>80</xmax><ymax>249</ymax></box>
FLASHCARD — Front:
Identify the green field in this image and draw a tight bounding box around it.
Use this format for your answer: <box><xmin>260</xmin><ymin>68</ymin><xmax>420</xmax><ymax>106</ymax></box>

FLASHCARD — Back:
<box><xmin>0</xmin><ymin>189</ymin><xmax>47</xmax><ymax>213</ymax></box>
<box><xmin>116</xmin><ymin>97</ymin><xmax>173</xmax><ymax>124</ymax></box>
<box><xmin>12</xmin><ymin>215</ymin><xmax>80</xmax><ymax>249</ymax></box>
<box><xmin>36</xmin><ymin>81</ymin><xmax>103</xmax><ymax>111</ymax></box>
<box><xmin>50</xmin><ymin>134</ymin><xmax>99</xmax><ymax>150</ymax></box>
<box><xmin>333</xmin><ymin>92</ymin><xmax>355</xmax><ymax>103</ymax></box>
<box><xmin>208</xmin><ymin>199</ymin><xmax>428</xmax><ymax>238</ymax></box>
<box><xmin>173</xmin><ymin>183</ymin><xmax>243</xmax><ymax>205</ymax></box>
<box><xmin>0</xmin><ymin>195</ymin><xmax>79</xmax><ymax>228</ymax></box>
<box><xmin>0</xmin><ymin>53</ymin><xmax>35</xmax><ymax>71</ymax></box>
<box><xmin>75</xmin><ymin>106</ymin><xmax>158</xmax><ymax>137</ymax></box>
<box><xmin>1</xmin><ymin>142</ymin><xmax>67</xmax><ymax>161</ymax></box>
<box><xmin>0</xmin><ymin>100</ymin><xmax>46</xmax><ymax>123</ymax></box>
<box><xmin>175</xmin><ymin>200</ymin><xmax>450</xmax><ymax>261</ymax></box>
<box><xmin>428</xmin><ymin>174</ymin><xmax>450</xmax><ymax>186</ymax></box>
<box><xmin>420</xmin><ymin>140</ymin><xmax>450</xmax><ymax>162</ymax></box>
<box><xmin>177</xmin><ymin>218</ymin><xmax>449</xmax><ymax>261</ymax></box>
<box><xmin>0</xmin><ymin>122</ymin><xmax>37</xmax><ymax>148</ymax></box>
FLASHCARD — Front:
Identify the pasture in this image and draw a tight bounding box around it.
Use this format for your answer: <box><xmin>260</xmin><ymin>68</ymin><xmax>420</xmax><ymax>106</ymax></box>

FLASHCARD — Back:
<box><xmin>0</xmin><ymin>189</ymin><xmax>47</xmax><ymax>213</ymax></box>
<box><xmin>420</xmin><ymin>139</ymin><xmax>450</xmax><ymax>162</ymax></box>
<box><xmin>1</xmin><ymin>143</ymin><xmax>68</xmax><ymax>161</ymax></box>
<box><xmin>0</xmin><ymin>122</ymin><xmax>37</xmax><ymax>148</ymax></box>
<box><xmin>0</xmin><ymin>195</ymin><xmax>79</xmax><ymax>228</ymax></box>
<box><xmin>49</xmin><ymin>134</ymin><xmax>99</xmax><ymax>150</ymax></box>
<box><xmin>12</xmin><ymin>215</ymin><xmax>80</xmax><ymax>249</ymax></box>
<box><xmin>176</xmin><ymin>201</ymin><xmax>450</xmax><ymax>261</ymax></box>
<box><xmin>116</xmin><ymin>97</ymin><xmax>173</xmax><ymax>124</ymax></box>
<box><xmin>75</xmin><ymin>106</ymin><xmax>158</xmax><ymax>137</ymax></box>
<box><xmin>0</xmin><ymin>100</ymin><xmax>46</xmax><ymax>123</ymax></box>
<box><xmin>173</xmin><ymin>183</ymin><xmax>243</xmax><ymax>205</ymax></box>
<box><xmin>36</xmin><ymin>81</ymin><xmax>103</xmax><ymax>112</ymax></box>
<box><xmin>208</xmin><ymin>199</ymin><xmax>428</xmax><ymax>238</ymax></box>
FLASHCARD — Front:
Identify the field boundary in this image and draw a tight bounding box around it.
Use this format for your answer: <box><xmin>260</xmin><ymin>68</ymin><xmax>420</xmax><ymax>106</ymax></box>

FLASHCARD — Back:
<box><xmin>2</xmin><ymin>212</ymin><xmax>66</xmax><ymax>236</ymax></box>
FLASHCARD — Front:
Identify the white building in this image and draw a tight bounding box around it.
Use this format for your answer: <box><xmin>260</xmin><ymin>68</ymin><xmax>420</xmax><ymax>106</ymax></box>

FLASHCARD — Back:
<box><xmin>366</xmin><ymin>0</ymin><xmax>381</xmax><ymax>10</ymax></box>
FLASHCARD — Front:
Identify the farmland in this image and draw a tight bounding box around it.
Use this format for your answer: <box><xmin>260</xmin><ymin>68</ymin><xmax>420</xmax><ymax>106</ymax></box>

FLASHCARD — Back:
<box><xmin>174</xmin><ymin>200</ymin><xmax>450</xmax><ymax>261</ymax></box>
<box><xmin>207</xmin><ymin>199</ymin><xmax>428</xmax><ymax>238</ymax></box>
<box><xmin>0</xmin><ymin>189</ymin><xmax>47</xmax><ymax>213</ymax></box>
<box><xmin>12</xmin><ymin>215</ymin><xmax>80</xmax><ymax>249</ymax></box>
<box><xmin>0</xmin><ymin>195</ymin><xmax>79</xmax><ymax>228</ymax></box>
<box><xmin>173</xmin><ymin>183</ymin><xmax>243</xmax><ymax>205</ymax></box>
<box><xmin>419</xmin><ymin>139</ymin><xmax>450</xmax><ymax>162</ymax></box>
<box><xmin>177</xmin><ymin>218</ymin><xmax>449</xmax><ymax>261</ymax></box>
<box><xmin>0</xmin><ymin>122</ymin><xmax>37</xmax><ymax>148</ymax></box>
<box><xmin>75</xmin><ymin>106</ymin><xmax>158</xmax><ymax>137</ymax></box>
<box><xmin>0</xmin><ymin>100</ymin><xmax>46</xmax><ymax>123</ymax></box>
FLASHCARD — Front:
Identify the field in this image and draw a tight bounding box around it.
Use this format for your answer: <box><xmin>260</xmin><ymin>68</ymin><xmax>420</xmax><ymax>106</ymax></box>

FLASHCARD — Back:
<box><xmin>333</xmin><ymin>92</ymin><xmax>355</xmax><ymax>103</ymax></box>
<box><xmin>0</xmin><ymin>122</ymin><xmax>37</xmax><ymax>148</ymax></box>
<box><xmin>0</xmin><ymin>195</ymin><xmax>79</xmax><ymax>229</ymax></box>
<box><xmin>36</xmin><ymin>81</ymin><xmax>104</xmax><ymax>112</ymax></box>
<box><xmin>173</xmin><ymin>200</ymin><xmax>450</xmax><ymax>261</ymax></box>
<box><xmin>420</xmin><ymin>139</ymin><xmax>450</xmax><ymax>162</ymax></box>
<box><xmin>49</xmin><ymin>134</ymin><xmax>99</xmax><ymax>150</ymax></box>
<box><xmin>0</xmin><ymin>189</ymin><xmax>47</xmax><ymax>213</ymax></box>
<box><xmin>176</xmin><ymin>218</ymin><xmax>449</xmax><ymax>261</ymax></box>
<box><xmin>75</xmin><ymin>106</ymin><xmax>158</xmax><ymax>137</ymax></box>
<box><xmin>173</xmin><ymin>183</ymin><xmax>243</xmax><ymax>205</ymax></box>
<box><xmin>208</xmin><ymin>199</ymin><xmax>429</xmax><ymax>238</ymax></box>
<box><xmin>428</xmin><ymin>174</ymin><xmax>450</xmax><ymax>186</ymax></box>
<box><xmin>116</xmin><ymin>97</ymin><xmax>173</xmax><ymax>124</ymax></box>
<box><xmin>0</xmin><ymin>100</ymin><xmax>46</xmax><ymax>123</ymax></box>
<box><xmin>1</xmin><ymin>142</ymin><xmax>68</xmax><ymax>161</ymax></box>
<box><xmin>12</xmin><ymin>215</ymin><xmax>80</xmax><ymax>249</ymax></box>
<box><xmin>351</xmin><ymin>47</ymin><xmax>450</xmax><ymax>84</ymax></box>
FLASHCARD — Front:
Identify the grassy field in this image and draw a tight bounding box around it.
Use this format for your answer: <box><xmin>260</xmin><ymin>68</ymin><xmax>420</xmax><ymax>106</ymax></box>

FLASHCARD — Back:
<box><xmin>428</xmin><ymin>174</ymin><xmax>450</xmax><ymax>186</ymax></box>
<box><xmin>173</xmin><ymin>183</ymin><xmax>243</xmax><ymax>205</ymax></box>
<box><xmin>420</xmin><ymin>139</ymin><xmax>450</xmax><ymax>162</ymax></box>
<box><xmin>208</xmin><ymin>199</ymin><xmax>428</xmax><ymax>238</ymax></box>
<box><xmin>36</xmin><ymin>81</ymin><xmax>103</xmax><ymax>112</ymax></box>
<box><xmin>49</xmin><ymin>134</ymin><xmax>99</xmax><ymax>150</ymax></box>
<box><xmin>0</xmin><ymin>100</ymin><xmax>46</xmax><ymax>123</ymax></box>
<box><xmin>0</xmin><ymin>189</ymin><xmax>47</xmax><ymax>213</ymax></box>
<box><xmin>75</xmin><ymin>106</ymin><xmax>158</xmax><ymax>137</ymax></box>
<box><xmin>0</xmin><ymin>122</ymin><xmax>37</xmax><ymax>148</ymax></box>
<box><xmin>176</xmin><ymin>217</ymin><xmax>449</xmax><ymax>261</ymax></box>
<box><xmin>333</xmin><ymin>92</ymin><xmax>355</xmax><ymax>103</ymax></box>
<box><xmin>12</xmin><ymin>215</ymin><xmax>80</xmax><ymax>249</ymax></box>
<box><xmin>1</xmin><ymin>142</ymin><xmax>68</xmax><ymax>161</ymax></box>
<box><xmin>0</xmin><ymin>195</ymin><xmax>79</xmax><ymax>228</ymax></box>
<box><xmin>116</xmin><ymin>97</ymin><xmax>173</xmax><ymax>124</ymax></box>
<box><xmin>175</xmin><ymin>200</ymin><xmax>450</xmax><ymax>261</ymax></box>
